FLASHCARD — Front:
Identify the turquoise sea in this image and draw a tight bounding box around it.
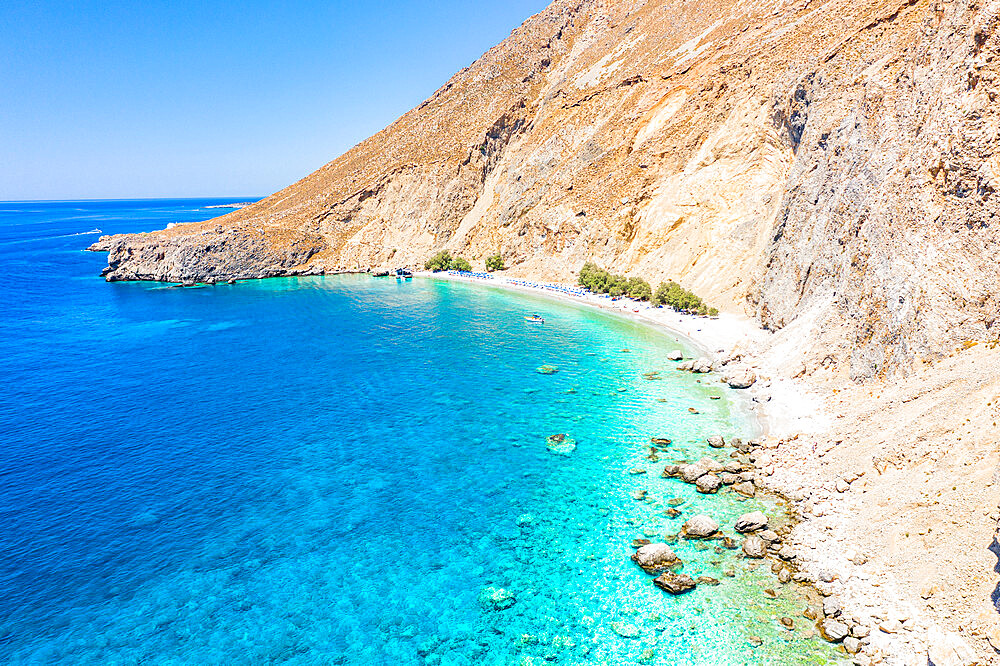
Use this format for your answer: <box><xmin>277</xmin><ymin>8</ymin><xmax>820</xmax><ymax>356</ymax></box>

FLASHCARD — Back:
<box><xmin>0</xmin><ymin>200</ymin><xmax>840</xmax><ymax>664</ymax></box>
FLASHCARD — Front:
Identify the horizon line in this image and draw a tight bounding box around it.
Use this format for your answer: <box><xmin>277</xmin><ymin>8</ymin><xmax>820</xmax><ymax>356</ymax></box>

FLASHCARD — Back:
<box><xmin>0</xmin><ymin>196</ymin><xmax>264</xmax><ymax>204</ymax></box>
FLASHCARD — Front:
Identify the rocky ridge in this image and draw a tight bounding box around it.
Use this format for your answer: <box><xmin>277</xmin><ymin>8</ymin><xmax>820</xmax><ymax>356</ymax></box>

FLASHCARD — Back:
<box><xmin>89</xmin><ymin>0</ymin><xmax>1000</xmax><ymax>381</ymax></box>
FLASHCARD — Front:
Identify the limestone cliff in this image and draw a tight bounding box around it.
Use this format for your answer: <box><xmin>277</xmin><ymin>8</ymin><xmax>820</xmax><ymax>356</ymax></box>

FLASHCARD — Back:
<box><xmin>90</xmin><ymin>0</ymin><xmax>1000</xmax><ymax>380</ymax></box>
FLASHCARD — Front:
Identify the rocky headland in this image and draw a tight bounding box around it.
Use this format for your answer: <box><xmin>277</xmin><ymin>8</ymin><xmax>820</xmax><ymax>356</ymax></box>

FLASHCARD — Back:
<box><xmin>87</xmin><ymin>0</ymin><xmax>1000</xmax><ymax>662</ymax></box>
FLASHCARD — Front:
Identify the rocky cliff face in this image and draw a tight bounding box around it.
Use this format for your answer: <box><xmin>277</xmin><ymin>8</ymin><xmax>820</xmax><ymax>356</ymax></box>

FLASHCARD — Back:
<box><xmin>90</xmin><ymin>0</ymin><xmax>1000</xmax><ymax>380</ymax></box>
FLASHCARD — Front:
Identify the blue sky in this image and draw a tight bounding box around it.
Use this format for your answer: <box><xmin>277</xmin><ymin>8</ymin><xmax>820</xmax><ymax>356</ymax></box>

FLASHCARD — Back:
<box><xmin>0</xmin><ymin>1</ymin><xmax>549</xmax><ymax>201</ymax></box>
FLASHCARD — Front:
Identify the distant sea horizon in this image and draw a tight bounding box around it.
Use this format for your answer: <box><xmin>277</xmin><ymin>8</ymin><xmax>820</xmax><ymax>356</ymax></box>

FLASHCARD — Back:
<box><xmin>0</xmin><ymin>196</ymin><xmax>263</xmax><ymax>203</ymax></box>
<box><xmin>0</xmin><ymin>199</ymin><xmax>839</xmax><ymax>664</ymax></box>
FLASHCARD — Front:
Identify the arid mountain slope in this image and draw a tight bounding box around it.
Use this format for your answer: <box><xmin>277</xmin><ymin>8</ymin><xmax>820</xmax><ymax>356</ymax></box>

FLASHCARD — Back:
<box><xmin>91</xmin><ymin>0</ymin><xmax>1000</xmax><ymax>380</ymax></box>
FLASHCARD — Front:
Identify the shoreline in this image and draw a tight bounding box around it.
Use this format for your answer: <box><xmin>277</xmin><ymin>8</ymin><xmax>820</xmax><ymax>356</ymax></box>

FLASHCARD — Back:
<box><xmin>417</xmin><ymin>270</ymin><xmax>825</xmax><ymax>441</ymax></box>
<box><xmin>417</xmin><ymin>270</ymin><xmax>983</xmax><ymax>666</ymax></box>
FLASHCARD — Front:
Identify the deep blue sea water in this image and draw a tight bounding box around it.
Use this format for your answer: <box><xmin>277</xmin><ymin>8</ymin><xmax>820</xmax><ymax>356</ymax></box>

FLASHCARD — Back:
<box><xmin>0</xmin><ymin>200</ymin><xmax>840</xmax><ymax>664</ymax></box>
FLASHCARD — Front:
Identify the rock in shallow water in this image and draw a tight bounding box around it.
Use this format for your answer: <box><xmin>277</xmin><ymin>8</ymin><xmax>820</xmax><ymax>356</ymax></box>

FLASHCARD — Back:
<box><xmin>612</xmin><ymin>622</ymin><xmax>640</xmax><ymax>638</ymax></box>
<box><xmin>742</xmin><ymin>535</ymin><xmax>767</xmax><ymax>558</ymax></box>
<box><xmin>546</xmin><ymin>433</ymin><xmax>577</xmax><ymax>455</ymax></box>
<box><xmin>631</xmin><ymin>543</ymin><xmax>682</xmax><ymax>573</ymax></box>
<box><xmin>683</xmin><ymin>515</ymin><xmax>719</xmax><ymax>538</ymax></box>
<box><xmin>652</xmin><ymin>572</ymin><xmax>697</xmax><ymax>594</ymax></box>
<box><xmin>695</xmin><ymin>474</ymin><xmax>721</xmax><ymax>493</ymax></box>
<box><xmin>679</xmin><ymin>463</ymin><xmax>709</xmax><ymax>483</ymax></box>
<box><xmin>735</xmin><ymin>511</ymin><xmax>769</xmax><ymax>533</ymax></box>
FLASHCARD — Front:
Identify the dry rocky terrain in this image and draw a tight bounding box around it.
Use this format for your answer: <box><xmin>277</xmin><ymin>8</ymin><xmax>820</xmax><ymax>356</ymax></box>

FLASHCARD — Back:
<box><xmin>88</xmin><ymin>0</ymin><xmax>1000</xmax><ymax>662</ymax></box>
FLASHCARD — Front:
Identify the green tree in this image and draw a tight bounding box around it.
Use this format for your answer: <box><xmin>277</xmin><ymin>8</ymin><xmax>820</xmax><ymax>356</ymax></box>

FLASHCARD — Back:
<box><xmin>653</xmin><ymin>280</ymin><xmax>714</xmax><ymax>315</ymax></box>
<box><xmin>451</xmin><ymin>256</ymin><xmax>472</xmax><ymax>272</ymax></box>
<box><xmin>626</xmin><ymin>277</ymin><xmax>652</xmax><ymax>301</ymax></box>
<box><xmin>425</xmin><ymin>250</ymin><xmax>453</xmax><ymax>272</ymax></box>
<box><xmin>486</xmin><ymin>254</ymin><xmax>505</xmax><ymax>271</ymax></box>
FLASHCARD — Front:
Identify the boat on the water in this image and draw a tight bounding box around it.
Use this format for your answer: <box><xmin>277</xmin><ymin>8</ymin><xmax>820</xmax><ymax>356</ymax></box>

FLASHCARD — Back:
<box><xmin>524</xmin><ymin>314</ymin><xmax>544</xmax><ymax>323</ymax></box>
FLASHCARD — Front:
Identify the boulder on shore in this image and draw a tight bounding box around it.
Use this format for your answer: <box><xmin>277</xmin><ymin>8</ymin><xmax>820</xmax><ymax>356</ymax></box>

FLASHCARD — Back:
<box><xmin>819</xmin><ymin>618</ymin><xmax>849</xmax><ymax>642</ymax></box>
<box><xmin>734</xmin><ymin>511</ymin><xmax>769</xmax><ymax>533</ymax></box>
<box><xmin>631</xmin><ymin>543</ymin><xmax>682</xmax><ymax>573</ymax></box>
<box><xmin>726</xmin><ymin>369</ymin><xmax>756</xmax><ymax>389</ymax></box>
<box><xmin>733</xmin><ymin>481</ymin><xmax>756</xmax><ymax>497</ymax></box>
<box><xmin>692</xmin><ymin>357</ymin><xmax>713</xmax><ymax>373</ymax></box>
<box><xmin>653</xmin><ymin>572</ymin><xmax>697</xmax><ymax>594</ymax></box>
<box><xmin>683</xmin><ymin>514</ymin><xmax>719</xmax><ymax>538</ymax></box>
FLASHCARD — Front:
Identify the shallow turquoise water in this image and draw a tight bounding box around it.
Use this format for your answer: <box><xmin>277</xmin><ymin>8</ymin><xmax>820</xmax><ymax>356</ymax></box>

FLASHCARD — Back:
<box><xmin>0</xmin><ymin>200</ymin><xmax>839</xmax><ymax>664</ymax></box>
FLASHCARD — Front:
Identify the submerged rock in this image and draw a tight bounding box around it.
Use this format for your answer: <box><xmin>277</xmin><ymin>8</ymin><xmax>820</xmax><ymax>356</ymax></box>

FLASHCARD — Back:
<box><xmin>536</xmin><ymin>364</ymin><xmax>559</xmax><ymax>375</ymax></box>
<box><xmin>612</xmin><ymin>622</ymin><xmax>640</xmax><ymax>638</ymax></box>
<box><xmin>653</xmin><ymin>572</ymin><xmax>697</xmax><ymax>594</ymax></box>
<box><xmin>546</xmin><ymin>433</ymin><xmax>577</xmax><ymax>455</ymax></box>
<box><xmin>631</xmin><ymin>543</ymin><xmax>682</xmax><ymax>573</ymax></box>
<box><xmin>478</xmin><ymin>586</ymin><xmax>516</xmax><ymax>611</ymax></box>
<box><xmin>650</xmin><ymin>437</ymin><xmax>672</xmax><ymax>446</ymax></box>
<box><xmin>682</xmin><ymin>515</ymin><xmax>719</xmax><ymax>538</ymax></box>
